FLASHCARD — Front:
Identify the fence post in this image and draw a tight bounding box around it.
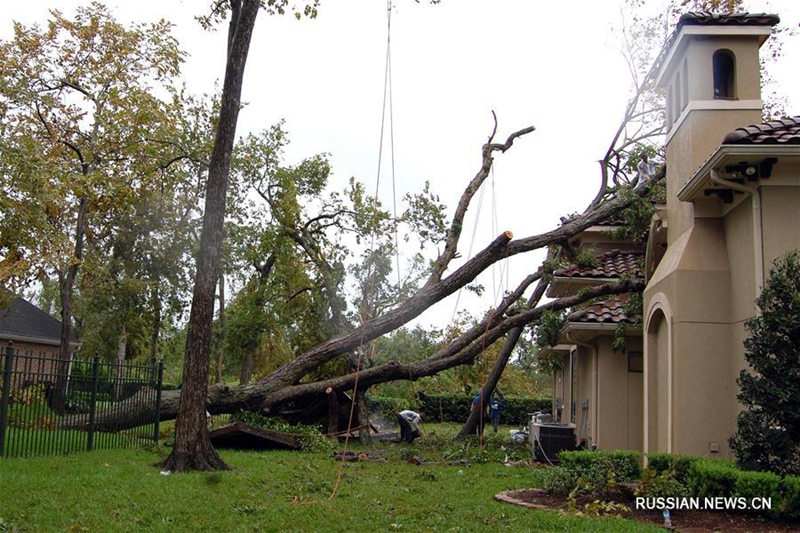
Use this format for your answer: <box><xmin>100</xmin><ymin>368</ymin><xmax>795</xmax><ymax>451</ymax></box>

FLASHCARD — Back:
<box><xmin>87</xmin><ymin>356</ymin><xmax>100</xmax><ymax>451</ymax></box>
<box><xmin>152</xmin><ymin>360</ymin><xmax>164</xmax><ymax>443</ymax></box>
<box><xmin>0</xmin><ymin>343</ymin><xmax>15</xmax><ymax>457</ymax></box>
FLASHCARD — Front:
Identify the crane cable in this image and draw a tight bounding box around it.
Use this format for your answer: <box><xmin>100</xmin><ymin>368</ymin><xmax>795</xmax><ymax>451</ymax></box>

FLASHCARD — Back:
<box><xmin>372</xmin><ymin>0</ymin><xmax>402</xmax><ymax>287</ymax></box>
<box><xmin>330</xmin><ymin>0</ymin><xmax>397</xmax><ymax>500</ymax></box>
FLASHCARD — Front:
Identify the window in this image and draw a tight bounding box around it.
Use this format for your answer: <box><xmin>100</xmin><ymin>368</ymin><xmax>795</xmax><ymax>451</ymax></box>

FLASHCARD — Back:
<box><xmin>629</xmin><ymin>351</ymin><xmax>643</xmax><ymax>373</ymax></box>
<box><xmin>570</xmin><ymin>349</ymin><xmax>578</xmax><ymax>424</ymax></box>
<box><xmin>713</xmin><ymin>50</ymin><xmax>735</xmax><ymax>98</ymax></box>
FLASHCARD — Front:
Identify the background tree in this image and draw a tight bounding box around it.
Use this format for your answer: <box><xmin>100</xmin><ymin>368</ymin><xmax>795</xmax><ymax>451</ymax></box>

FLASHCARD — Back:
<box><xmin>0</xmin><ymin>3</ymin><xmax>194</xmax><ymax>412</ymax></box>
<box><xmin>730</xmin><ymin>251</ymin><xmax>800</xmax><ymax>476</ymax></box>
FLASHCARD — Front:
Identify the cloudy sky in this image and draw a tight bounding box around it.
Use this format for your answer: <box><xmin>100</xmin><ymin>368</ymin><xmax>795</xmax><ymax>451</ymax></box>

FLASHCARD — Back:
<box><xmin>3</xmin><ymin>1</ymin><xmax>799</xmax><ymax>326</ymax></box>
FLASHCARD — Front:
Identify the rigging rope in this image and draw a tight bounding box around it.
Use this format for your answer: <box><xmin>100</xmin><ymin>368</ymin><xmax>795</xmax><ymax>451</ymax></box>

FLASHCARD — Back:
<box><xmin>330</xmin><ymin>0</ymin><xmax>396</xmax><ymax>500</ymax></box>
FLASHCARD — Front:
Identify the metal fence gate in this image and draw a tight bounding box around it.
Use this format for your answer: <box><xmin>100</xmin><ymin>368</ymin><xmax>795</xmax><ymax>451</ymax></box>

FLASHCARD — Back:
<box><xmin>0</xmin><ymin>343</ymin><xmax>164</xmax><ymax>458</ymax></box>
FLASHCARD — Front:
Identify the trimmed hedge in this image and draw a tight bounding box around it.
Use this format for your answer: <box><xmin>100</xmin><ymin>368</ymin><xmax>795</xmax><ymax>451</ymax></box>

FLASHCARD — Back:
<box><xmin>646</xmin><ymin>453</ymin><xmax>800</xmax><ymax>517</ymax></box>
<box><xmin>735</xmin><ymin>470</ymin><xmax>782</xmax><ymax>516</ymax></box>
<box><xmin>646</xmin><ymin>452</ymin><xmax>697</xmax><ymax>484</ymax></box>
<box><xmin>366</xmin><ymin>394</ymin><xmax>407</xmax><ymax>420</ymax></box>
<box><xmin>416</xmin><ymin>392</ymin><xmax>550</xmax><ymax>425</ymax></box>
<box><xmin>685</xmin><ymin>458</ymin><xmax>739</xmax><ymax>498</ymax></box>
<box><xmin>559</xmin><ymin>450</ymin><xmax>642</xmax><ymax>482</ymax></box>
<box><xmin>782</xmin><ymin>476</ymin><xmax>800</xmax><ymax>518</ymax></box>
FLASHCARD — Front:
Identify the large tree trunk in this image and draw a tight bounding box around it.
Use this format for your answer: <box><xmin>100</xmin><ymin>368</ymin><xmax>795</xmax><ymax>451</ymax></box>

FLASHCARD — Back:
<box><xmin>239</xmin><ymin>350</ymin><xmax>254</xmax><ymax>386</ymax></box>
<box><xmin>113</xmin><ymin>326</ymin><xmax>128</xmax><ymax>402</ymax></box>
<box><xmin>161</xmin><ymin>0</ymin><xmax>260</xmax><ymax>472</ymax></box>
<box><xmin>355</xmin><ymin>390</ymin><xmax>371</xmax><ymax>444</ymax></box>
<box><xmin>456</xmin><ymin>277</ymin><xmax>550</xmax><ymax>439</ymax></box>
<box><xmin>215</xmin><ymin>272</ymin><xmax>226</xmax><ymax>384</ymax></box>
<box><xmin>52</xmin><ymin>194</ymin><xmax>88</xmax><ymax>415</ymax></box>
<box><xmin>149</xmin><ymin>284</ymin><xmax>161</xmax><ymax>366</ymax></box>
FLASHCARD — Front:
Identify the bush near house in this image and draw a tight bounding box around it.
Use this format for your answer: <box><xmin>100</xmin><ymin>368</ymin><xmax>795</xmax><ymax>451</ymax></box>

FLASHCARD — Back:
<box><xmin>560</xmin><ymin>450</ymin><xmax>643</xmax><ymax>482</ymax></box>
<box><xmin>646</xmin><ymin>453</ymin><xmax>800</xmax><ymax>517</ymax></box>
<box><xmin>730</xmin><ymin>250</ymin><xmax>800</xmax><ymax>476</ymax></box>
<box><xmin>782</xmin><ymin>476</ymin><xmax>800</xmax><ymax>519</ymax></box>
<box><xmin>546</xmin><ymin>450</ymin><xmax>643</xmax><ymax>499</ymax></box>
<box><xmin>645</xmin><ymin>452</ymin><xmax>697</xmax><ymax>484</ymax></box>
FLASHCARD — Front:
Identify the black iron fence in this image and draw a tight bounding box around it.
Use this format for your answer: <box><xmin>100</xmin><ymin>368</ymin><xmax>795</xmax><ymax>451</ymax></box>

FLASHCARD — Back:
<box><xmin>0</xmin><ymin>343</ymin><xmax>164</xmax><ymax>458</ymax></box>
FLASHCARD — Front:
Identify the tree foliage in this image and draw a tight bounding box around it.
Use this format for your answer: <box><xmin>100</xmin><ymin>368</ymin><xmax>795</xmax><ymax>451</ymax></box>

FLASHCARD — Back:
<box><xmin>730</xmin><ymin>251</ymin><xmax>800</xmax><ymax>476</ymax></box>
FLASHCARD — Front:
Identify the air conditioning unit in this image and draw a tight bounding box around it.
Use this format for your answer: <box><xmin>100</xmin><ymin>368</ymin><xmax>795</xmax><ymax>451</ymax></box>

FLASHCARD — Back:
<box><xmin>530</xmin><ymin>417</ymin><xmax>575</xmax><ymax>463</ymax></box>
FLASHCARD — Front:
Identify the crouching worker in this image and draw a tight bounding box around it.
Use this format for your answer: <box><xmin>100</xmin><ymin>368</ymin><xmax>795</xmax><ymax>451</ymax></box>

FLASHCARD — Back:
<box><xmin>397</xmin><ymin>410</ymin><xmax>422</xmax><ymax>443</ymax></box>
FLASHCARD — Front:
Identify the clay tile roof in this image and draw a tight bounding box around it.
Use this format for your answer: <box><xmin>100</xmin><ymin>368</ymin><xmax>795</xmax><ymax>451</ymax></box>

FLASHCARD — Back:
<box><xmin>553</xmin><ymin>249</ymin><xmax>644</xmax><ymax>279</ymax></box>
<box><xmin>677</xmin><ymin>12</ymin><xmax>780</xmax><ymax>28</ymax></box>
<box><xmin>567</xmin><ymin>295</ymin><xmax>641</xmax><ymax>325</ymax></box>
<box><xmin>722</xmin><ymin>116</ymin><xmax>800</xmax><ymax>145</ymax></box>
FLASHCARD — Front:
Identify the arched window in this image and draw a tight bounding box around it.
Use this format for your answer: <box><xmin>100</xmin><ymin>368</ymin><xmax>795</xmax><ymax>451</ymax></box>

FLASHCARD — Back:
<box><xmin>713</xmin><ymin>50</ymin><xmax>735</xmax><ymax>98</ymax></box>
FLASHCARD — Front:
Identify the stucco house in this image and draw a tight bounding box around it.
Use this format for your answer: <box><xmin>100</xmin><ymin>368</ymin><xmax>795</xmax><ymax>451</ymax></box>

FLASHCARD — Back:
<box><xmin>545</xmin><ymin>12</ymin><xmax>800</xmax><ymax>459</ymax></box>
<box><xmin>643</xmin><ymin>12</ymin><xmax>800</xmax><ymax>459</ymax></box>
<box><xmin>546</xmin><ymin>223</ymin><xmax>646</xmax><ymax>452</ymax></box>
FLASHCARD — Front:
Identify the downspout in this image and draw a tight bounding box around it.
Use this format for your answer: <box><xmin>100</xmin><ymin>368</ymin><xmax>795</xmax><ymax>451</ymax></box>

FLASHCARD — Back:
<box><xmin>565</xmin><ymin>332</ymin><xmax>598</xmax><ymax>449</ymax></box>
<box><xmin>710</xmin><ymin>170</ymin><xmax>764</xmax><ymax>294</ymax></box>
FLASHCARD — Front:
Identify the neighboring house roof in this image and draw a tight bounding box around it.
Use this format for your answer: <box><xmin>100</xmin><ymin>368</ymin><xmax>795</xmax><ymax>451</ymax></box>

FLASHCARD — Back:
<box><xmin>722</xmin><ymin>116</ymin><xmax>800</xmax><ymax>145</ymax></box>
<box><xmin>0</xmin><ymin>296</ymin><xmax>72</xmax><ymax>346</ymax></box>
<box><xmin>554</xmin><ymin>249</ymin><xmax>644</xmax><ymax>279</ymax></box>
<box><xmin>677</xmin><ymin>12</ymin><xmax>780</xmax><ymax>28</ymax></box>
<box><xmin>567</xmin><ymin>295</ymin><xmax>641</xmax><ymax>325</ymax></box>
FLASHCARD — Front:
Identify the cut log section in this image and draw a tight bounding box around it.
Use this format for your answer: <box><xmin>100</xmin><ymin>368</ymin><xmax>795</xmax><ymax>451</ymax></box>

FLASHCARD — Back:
<box><xmin>209</xmin><ymin>422</ymin><xmax>300</xmax><ymax>450</ymax></box>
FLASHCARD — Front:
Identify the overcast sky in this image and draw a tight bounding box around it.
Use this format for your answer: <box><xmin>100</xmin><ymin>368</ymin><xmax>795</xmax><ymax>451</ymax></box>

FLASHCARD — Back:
<box><xmin>3</xmin><ymin>1</ymin><xmax>799</xmax><ymax>328</ymax></box>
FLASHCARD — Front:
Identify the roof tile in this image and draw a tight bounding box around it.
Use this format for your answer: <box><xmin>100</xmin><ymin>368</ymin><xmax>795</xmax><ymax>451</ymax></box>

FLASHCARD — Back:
<box><xmin>678</xmin><ymin>12</ymin><xmax>780</xmax><ymax>28</ymax></box>
<box><xmin>567</xmin><ymin>294</ymin><xmax>641</xmax><ymax>325</ymax></box>
<box><xmin>554</xmin><ymin>249</ymin><xmax>644</xmax><ymax>279</ymax></box>
<box><xmin>723</xmin><ymin>116</ymin><xmax>800</xmax><ymax>145</ymax></box>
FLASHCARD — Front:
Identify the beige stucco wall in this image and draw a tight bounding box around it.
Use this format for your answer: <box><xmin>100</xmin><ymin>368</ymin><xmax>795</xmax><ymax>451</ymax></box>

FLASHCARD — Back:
<box><xmin>595</xmin><ymin>336</ymin><xmax>643</xmax><ymax>451</ymax></box>
<box><xmin>671</xmin><ymin>321</ymin><xmax>736</xmax><ymax>456</ymax></box>
<box><xmin>645</xmin><ymin>218</ymin><xmax>734</xmax><ymax>456</ymax></box>
<box><xmin>760</xmin><ymin>185</ymin><xmax>800</xmax><ymax>267</ymax></box>
<box><xmin>576</xmin><ymin>347</ymin><xmax>594</xmax><ymax>446</ymax></box>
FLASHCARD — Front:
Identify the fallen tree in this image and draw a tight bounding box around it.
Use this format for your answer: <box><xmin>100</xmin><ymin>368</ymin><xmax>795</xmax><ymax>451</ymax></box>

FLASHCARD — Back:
<box><xmin>58</xmin><ymin>113</ymin><xmax>660</xmax><ymax>431</ymax></box>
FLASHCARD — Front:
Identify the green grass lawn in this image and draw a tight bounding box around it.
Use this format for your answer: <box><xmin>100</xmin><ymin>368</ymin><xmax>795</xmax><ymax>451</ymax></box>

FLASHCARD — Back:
<box><xmin>0</xmin><ymin>423</ymin><xmax>662</xmax><ymax>532</ymax></box>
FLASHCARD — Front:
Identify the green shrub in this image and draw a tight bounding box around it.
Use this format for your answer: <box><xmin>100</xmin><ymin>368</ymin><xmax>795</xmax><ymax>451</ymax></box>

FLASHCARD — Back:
<box><xmin>559</xmin><ymin>450</ymin><xmax>642</xmax><ymax>482</ymax></box>
<box><xmin>730</xmin><ymin>251</ymin><xmax>800</xmax><ymax>476</ymax></box>
<box><xmin>648</xmin><ymin>454</ymin><xmax>799</xmax><ymax>518</ymax></box>
<box><xmin>555</xmin><ymin>450</ymin><xmax>641</xmax><ymax>501</ymax></box>
<box><xmin>545</xmin><ymin>466</ymin><xmax>579</xmax><ymax>497</ymax></box>
<box><xmin>366</xmin><ymin>394</ymin><xmax>406</xmax><ymax>420</ymax></box>
<box><xmin>416</xmin><ymin>392</ymin><xmax>550</xmax><ymax>425</ymax></box>
<box><xmin>646</xmin><ymin>453</ymin><xmax>698</xmax><ymax>485</ymax></box>
<box><xmin>781</xmin><ymin>475</ymin><xmax>800</xmax><ymax>518</ymax></box>
<box><xmin>686</xmin><ymin>458</ymin><xmax>739</xmax><ymax>498</ymax></box>
<box><xmin>636</xmin><ymin>468</ymin><xmax>686</xmax><ymax>499</ymax></box>
<box><xmin>734</xmin><ymin>469</ymin><xmax>781</xmax><ymax>515</ymax></box>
